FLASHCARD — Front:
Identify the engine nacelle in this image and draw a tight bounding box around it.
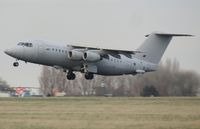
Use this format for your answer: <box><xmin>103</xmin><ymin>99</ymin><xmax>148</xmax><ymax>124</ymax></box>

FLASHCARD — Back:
<box><xmin>68</xmin><ymin>50</ymin><xmax>83</xmax><ymax>61</ymax></box>
<box><xmin>83</xmin><ymin>51</ymin><xmax>101</xmax><ymax>62</ymax></box>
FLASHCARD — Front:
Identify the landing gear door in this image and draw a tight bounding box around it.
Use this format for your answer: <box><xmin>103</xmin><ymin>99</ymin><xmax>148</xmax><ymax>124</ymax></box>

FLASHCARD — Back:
<box><xmin>86</xmin><ymin>63</ymin><xmax>97</xmax><ymax>73</ymax></box>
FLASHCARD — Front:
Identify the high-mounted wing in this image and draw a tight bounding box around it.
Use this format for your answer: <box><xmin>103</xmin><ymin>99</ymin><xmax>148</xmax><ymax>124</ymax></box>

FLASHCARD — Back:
<box><xmin>69</xmin><ymin>45</ymin><xmax>143</xmax><ymax>59</ymax></box>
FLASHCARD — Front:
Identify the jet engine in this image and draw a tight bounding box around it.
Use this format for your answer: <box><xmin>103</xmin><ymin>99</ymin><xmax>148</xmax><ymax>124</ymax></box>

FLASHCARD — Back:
<box><xmin>83</xmin><ymin>51</ymin><xmax>101</xmax><ymax>62</ymax></box>
<box><xmin>68</xmin><ymin>50</ymin><xmax>83</xmax><ymax>61</ymax></box>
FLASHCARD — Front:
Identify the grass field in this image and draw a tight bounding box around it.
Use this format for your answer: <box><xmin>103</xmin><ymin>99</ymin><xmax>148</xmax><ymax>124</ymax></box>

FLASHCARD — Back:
<box><xmin>0</xmin><ymin>97</ymin><xmax>200</xmax><ymax>129</ymax></box>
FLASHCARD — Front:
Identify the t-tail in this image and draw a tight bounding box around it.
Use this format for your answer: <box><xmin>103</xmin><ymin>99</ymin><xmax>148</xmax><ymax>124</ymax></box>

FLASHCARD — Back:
<box><xmin>135</xmin><ymin>32</ymin><xmax>193</xmax><ymax>64</ymax></box>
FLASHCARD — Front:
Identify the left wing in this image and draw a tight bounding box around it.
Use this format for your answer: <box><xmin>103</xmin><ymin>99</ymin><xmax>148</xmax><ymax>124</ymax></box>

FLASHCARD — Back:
<box><xmin>69</xmin><ymin>45</ymin><xmax>143</xmax><ymax>58</ymax></box>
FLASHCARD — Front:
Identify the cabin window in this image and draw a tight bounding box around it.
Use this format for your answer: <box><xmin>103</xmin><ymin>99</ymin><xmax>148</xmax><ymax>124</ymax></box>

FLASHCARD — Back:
<box><xmin>17</xmin><ymin>42</ymin><xmax>33</xmax><ymax>47</ymax></box>
<box><xmin>17</xmin><ymin>42</ymin><xmax>25</xmax><ymax>46</ymax></box>
<box><xmin>27</xmin><ymin>43</ymin><xmax>33</xmax><ymax>47</ymax></box>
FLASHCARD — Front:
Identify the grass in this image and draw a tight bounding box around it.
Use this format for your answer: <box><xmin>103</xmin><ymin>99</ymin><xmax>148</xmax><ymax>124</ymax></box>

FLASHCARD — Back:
<box><xmin>0</xmin><ymin>97</ymin><xmax>200</xmax><ymax>129</ymax></box>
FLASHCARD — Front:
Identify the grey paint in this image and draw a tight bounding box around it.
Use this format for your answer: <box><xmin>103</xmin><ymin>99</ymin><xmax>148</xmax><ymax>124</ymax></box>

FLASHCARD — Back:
<box><xmin>4</xmin><ymin>32</ymin><xmax>191</xmax><ymax>79</ymax></box>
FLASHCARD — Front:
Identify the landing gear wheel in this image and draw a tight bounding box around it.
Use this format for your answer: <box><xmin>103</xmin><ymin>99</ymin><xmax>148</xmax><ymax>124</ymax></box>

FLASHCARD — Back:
<box><xmin>85</xmin><ymin>72</ymin><xmax>94</xmax><ymax>80</ymax></box>
<box><xmin>13</xmin><ymin>62</ymin><xmax>19</xmax><ymax>67</ymax></box>
<box><xmin>67</xmin><ymin>71</ymin><xmax>76</xmax><ymax>80</ymax></box>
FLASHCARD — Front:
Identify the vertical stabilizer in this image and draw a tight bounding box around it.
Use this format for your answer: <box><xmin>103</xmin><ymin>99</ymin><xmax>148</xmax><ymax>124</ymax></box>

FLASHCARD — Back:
<box><xmin>135</xmin><ymin>32</ymin><xmax>192</xmax><ymax>64</ymax></box>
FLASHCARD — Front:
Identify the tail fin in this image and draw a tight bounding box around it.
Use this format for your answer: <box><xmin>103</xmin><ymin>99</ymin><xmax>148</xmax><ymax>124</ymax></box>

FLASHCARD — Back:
<box><xmin>135</xmin><ymin>32</ymin><xmax>193</xmax><ymax>64</ymax></box>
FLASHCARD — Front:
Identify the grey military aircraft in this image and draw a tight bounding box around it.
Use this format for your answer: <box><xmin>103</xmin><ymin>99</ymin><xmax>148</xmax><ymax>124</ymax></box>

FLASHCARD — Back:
<box><xmin>4</xmin><ymin>32</ymin><xmax>192</xmax><ymax>80</ymax></box>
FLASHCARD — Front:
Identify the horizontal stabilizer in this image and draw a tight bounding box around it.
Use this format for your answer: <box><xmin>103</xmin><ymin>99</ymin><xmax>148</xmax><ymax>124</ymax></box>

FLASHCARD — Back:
<box><xmin>145</xmin><ymin>32</ymin><xmax>193</xmax><ymax>37</ymax></box>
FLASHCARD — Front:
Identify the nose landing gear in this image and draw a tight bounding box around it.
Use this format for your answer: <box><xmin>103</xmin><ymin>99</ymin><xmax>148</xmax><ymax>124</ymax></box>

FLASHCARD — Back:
<box><xmin>13</xmin><ymin>62</ymin><xmax>19</xmax><ymax>67</ymax></box>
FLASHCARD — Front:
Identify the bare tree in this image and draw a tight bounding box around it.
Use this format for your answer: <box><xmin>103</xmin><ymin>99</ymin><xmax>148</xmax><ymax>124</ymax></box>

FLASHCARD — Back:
<box><xmin>0</xmin><ymin>77</ymin><xmax>10</xmax><ymax>91</ymax></box>
<box><xmin>133</xmin><ymin>59</ymin><xmax>200</xmax><ymax>96</ymax></box>
<box><xmin>39</xmin><ymin>66</ymin><xmax>51</xmax><ymax>95</ymax></box>
<box><xmin>39</xmin><ymin>59</ymin><xmax>200</xmax><ymax>96</ymax></box>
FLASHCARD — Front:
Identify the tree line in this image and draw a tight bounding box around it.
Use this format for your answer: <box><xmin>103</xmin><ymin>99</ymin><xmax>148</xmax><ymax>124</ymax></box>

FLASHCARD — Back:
<box><xmin>0</xmin><ymin>78</ymin><xmax>10</xmax><ymax>91</ymax></box>
<box><xmin>39</xmin><ymin>59</ymin><xmax>200</xmax><ymax>96</ymax></box>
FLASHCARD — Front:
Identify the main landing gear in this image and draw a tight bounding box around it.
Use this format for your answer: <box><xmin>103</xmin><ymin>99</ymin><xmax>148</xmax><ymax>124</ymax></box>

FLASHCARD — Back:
<box><xmin>66</xmin><ymin>70</ymin><xmax>76</xmax><ymax>80</ymax></box>
<box><xmin>66</xmin><ymin>70</ymin><xmax>94</xmax><ymax>80</ymax></box>
<box><xmin>85</xmin><ymin>72</ymin><xmax>94</xmax><ymax>80</ymax></box>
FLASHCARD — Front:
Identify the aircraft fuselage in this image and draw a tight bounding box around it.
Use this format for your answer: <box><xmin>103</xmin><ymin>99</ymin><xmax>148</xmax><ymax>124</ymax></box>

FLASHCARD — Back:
<box><xmin>5</xmin><ymin>32</ymin><xmax>191</xmax><ymax>80</ymax></box>
<box><xmin>4</xmin><ymin>40</ymin><xmax>157</xmax><ymax>79</ymax></box>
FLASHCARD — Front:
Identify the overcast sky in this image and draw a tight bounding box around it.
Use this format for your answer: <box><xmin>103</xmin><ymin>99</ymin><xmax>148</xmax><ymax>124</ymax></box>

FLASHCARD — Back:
<box><xmin>0</xmin><ymin>0</ymin><xmax>200</xmax><ymax>87</ymax></box>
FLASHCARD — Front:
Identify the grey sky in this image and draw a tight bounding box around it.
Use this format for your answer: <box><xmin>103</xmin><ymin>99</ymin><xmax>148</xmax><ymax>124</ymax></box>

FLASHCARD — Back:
<box><xmin>0</xmin><ymin>0</ymin><xmax>200</xmax><ymax>87</ymax></box>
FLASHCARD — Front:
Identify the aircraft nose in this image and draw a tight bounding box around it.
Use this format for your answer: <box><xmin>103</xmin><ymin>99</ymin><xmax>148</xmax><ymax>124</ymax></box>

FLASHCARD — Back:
<box><xmin>4</xmin><ymin>48</ymin><xmax>13</xmax><ymax>56</ymax></box>
<box><xmin>4</xmin><ymin>47</ymin><xmax>22</xmax><ymax>59</ymax></box>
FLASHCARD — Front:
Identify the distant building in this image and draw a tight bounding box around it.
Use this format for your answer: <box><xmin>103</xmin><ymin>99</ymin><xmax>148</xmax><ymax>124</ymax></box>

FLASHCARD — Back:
<box><xmin>12</xmin><ymin>87</ymin><xmax>43</xmax><ymax>97</ymax></box>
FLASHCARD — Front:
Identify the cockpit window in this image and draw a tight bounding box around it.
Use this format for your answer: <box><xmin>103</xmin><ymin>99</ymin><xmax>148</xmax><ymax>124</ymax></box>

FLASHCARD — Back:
<box><xmin>17</xmin><ymin>42</ymin><xmax>33</xmax><ymax>47</ymax></box>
